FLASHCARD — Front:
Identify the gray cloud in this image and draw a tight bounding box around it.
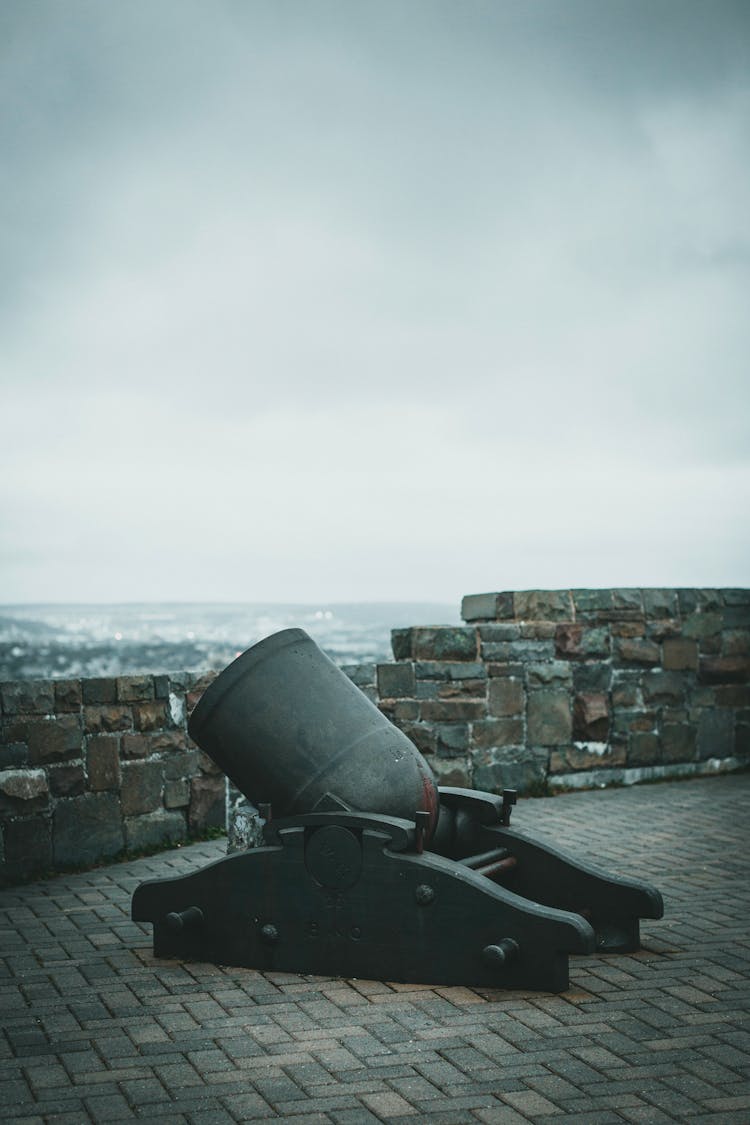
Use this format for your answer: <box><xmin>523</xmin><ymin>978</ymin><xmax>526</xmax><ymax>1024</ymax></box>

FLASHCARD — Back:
<box><xmin>1</xmin><ymin>1</ymin><xmax>748</xmax><ymax>601</ymax></box>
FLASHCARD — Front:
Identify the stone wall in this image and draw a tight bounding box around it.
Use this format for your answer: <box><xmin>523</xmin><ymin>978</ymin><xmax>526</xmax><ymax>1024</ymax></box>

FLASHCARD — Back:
<box><xmin>369</xmin><ymin>588</ymin><xmax>749</xmax><ymax>794</ymax></box>
<box><xmin>2</xmin><ymin>588</ymin><xmax>748</xmax><ymax>882</ymax></box>
<box><xmin>0</xmin><ymin>670</ymin><xmax>222</xmax><ymax>884</ymax></box>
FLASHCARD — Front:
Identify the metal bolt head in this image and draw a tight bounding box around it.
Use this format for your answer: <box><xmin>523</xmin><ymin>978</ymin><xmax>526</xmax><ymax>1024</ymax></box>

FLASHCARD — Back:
<box><xmin>415</xmin><ymin>884</ymin><xmax>435</xmax><ymax>906</ymax></box>
<box><xmin>260</xmin><ymin>923</ymin><xmax>279</xmax><ymax>945</ymax></box>
<box><xmin>482</xmin><ymin>938</ymin><xmax>519</xmax><ymax>967</ymax></box>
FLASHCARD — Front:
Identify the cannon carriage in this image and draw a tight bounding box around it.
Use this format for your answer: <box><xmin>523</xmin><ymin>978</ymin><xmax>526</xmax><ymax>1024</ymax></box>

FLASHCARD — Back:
<box><xmin>132</xmin><ymin>628</ymin><xmax>662</xmax><ymax>992</ymax></box>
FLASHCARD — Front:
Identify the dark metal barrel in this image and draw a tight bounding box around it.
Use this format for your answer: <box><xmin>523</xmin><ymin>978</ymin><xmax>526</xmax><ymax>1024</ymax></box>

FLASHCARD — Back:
<box><xmin>188</xmin><ymin>628</ymin><xmax>439</xmax><ymax>839</ymax></box>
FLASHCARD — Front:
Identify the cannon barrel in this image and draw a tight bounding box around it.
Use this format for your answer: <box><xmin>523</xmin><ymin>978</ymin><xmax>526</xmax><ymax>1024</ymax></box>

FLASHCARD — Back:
<box><xmin>188</xmin><ymin>628</ymin><xmax>439</xmax><ymax>838</ymax></box>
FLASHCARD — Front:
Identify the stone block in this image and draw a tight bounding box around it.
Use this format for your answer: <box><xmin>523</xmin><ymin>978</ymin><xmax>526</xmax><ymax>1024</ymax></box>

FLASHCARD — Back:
<box><xmin>53</xmin><ymin>793</ymin><xmax>123</xmax><ymax>866</ymax></box>
<box><xmin>87</xmin><ymin>736</ymin><xmax>122</xmax><ymax>790</ymax></box>
<box><xmin>663</xmin><ymin>639</ymin><xmax>698</xmax><ymax>671</ymax></box>
<box><xmin>185</xmin><ymin>671</ymin><xmax>219</xmax><ymax>715</ymax></box>
<box><xmin>84</xmin><ymin>705</ymin><xmax>132</xmax><ymax>734</ymax></box>
<box><xmin>436</xmin><ymin>679</ymin><xmax>485</xmax><ymax>700</ymax></box>
<box><xmin>723</xmin><ymin>629</ymin><xmax>750</xmax><ymax>657</ymax></box>
<box><xmin>572</xmin><ymin>589</ymin><xmax>614</xmax><ymax>615</ymax></box>
<box><xmin>697</xmin><ymin>709</ymin><xmax>734</xmax><ymax>760</ymax></box>
<box><xmin>661</xmin><ymin>724</ymin><xmax>697</xmax><ymax>764</ymax></box>
<box><xmin>573</xmin><ymin>663</ymin><xmax>612</xmax><ymax>693</ymax></box>
<box><xmin>471</xmin><ymin>718</ymin><xmax>524</xmax><ymax>749</ymax></box>
<box><xmin>3</xmin><ymin>815</ymin><xmax>52</xmax><ymax>878</ymax></box>
<box><xmin>486</xmin><ymin>662</ymin><xmax>524</xmax><ymax>678</ymax></box>
<box><xmin>488</xmin><ymin>679</ymin><xmax>525</xmax><ymax>716</ymax></box>
<box><xmin>483</xmin><ymin>640</ymin><xmax>556</xmax><ymax>662</ymax></box>
<box><xmin>164</xmin><ymin>779</ymin><xmax>190</xmax><ymax>808</ymax></box>
<box><xmin>698</xmin><ymin>657</ymin><xmax>749</xmax><ymax>684</ymax></box>
<box><xmin>641</xmin><ymin>670</ymin><xmax>686</xmax><ymax>704</ymax></box>
<box><xmin>343</xmin><ymin>663</ymin><xmax>376</xmax><ymax>688</ymax></box>
<box><xmin>149</xmin><ymin>730</ymin><xmax>190</xmax><ymax>753</ymax></box>
<box><xmin>390</xmin><ymin>628</ymin><xmax>412</xmax><ymax>660</ymax></box>
<box><xmin>519</xmin><ymin>622</ymin><xmax>558</xmax><ymax>640</ymax></box>
<box><xmin>379</xmin><ymin>699</ymin><xmax>420</xmax><ymax>722</ymax></box>
<box><xmin>420</xmin><ymin>699</ymin><xmax>485</xmax><ymax>722</ymax></box>
<box><xmin>228</xmin><ymin>803</ymin><xmax>265</xmax><ymax>852</ymax></box>
<box><xmin>132</xmin><ymin>701</ymin><xmax>171</xmax><ymax>732</ymax></box>
<box><xmin>723</xmin><ymin>605</ymin><xmax>750</xmax><ymax>628</ymax></box>
<box><xmin>682</xmin><ymin>612</ymin><xmax>722</xmax><ymax>639</ymax></box>
<box><xmin>612</xmin><ymin>709</ymin><xmax>657</xmax><ymax>735</ymax></box>
<box><xmin>198</xmin><ymin>750</ymin><xmax>224</xmax><ymax>775</ymax></box>
<box><xmin>573</xmin><ymin>694</ymin><xmax>609</xmax><ymax>741</ymax></box>
<box><xmin>645</xmin><ymin>618</ymin><xmax>681</xmax><ymax>642</ymax></box>
<box><xmin>471</xmin><ymin>747</ymin><xmax>548</xmax><ymax>795</ymax></box>
<box><xmin>1</xmin><ymin>715</ymin><xmax>26</xmax><ymax>745</ymax></box>
<box><xmin>0</xmin><ymin>768</ymin><xmax>49</xmax><ymax>815</ymax></box>
<box><xmin>409</xmin><ymin>627</ymin><xmax>478</xmax><ymax>662</ymax></box>
<box><xmin>48</xmin><ymin>763</ymin><xmax>85</xmax><ymax>798</ymax></box>
<box><xmin>611</xmin><ymin>678</ymin><xmax>640</xmax><ymax>708</ymax></box>
<box><xmin>163</xmin><ymin>750</ymin><xmax>202</xmax><ymax>780</ymax></box>
<box><xmin>642</xmin><ymin>589</ymin><xmax>679</xmax><ymax>618</ymax></box>
<box><xmin>434</xmin><ymin>723</ymin><xmax>471</xmax><ymax>755</ymax></box>
<box><xmin>27</xmin><ymin>715</ymin><xmax>83</xmax><ymax>764</ymax></box>
<box><xmin>124</xmin><ymin>809</ymin><xmax>186</xmax><ymax>852</ymax></box>
<box><xmin>478</xmin><ymin>624</ymin><xmax>521</xmax><ymax>642</ymax></box>
<box><xmin>153</xmin><ymin>674</ymin><xmax>171</xmax><ymax>699</ymax></box>
<box><xmin>0</xmin><ymin>743</ymin><xmax>28</xmax><ymax>769</ymax></box>
<box><xmin>120</xmin><ymin>733</ymin><xmax>150</xmax><ymax>759</ymax></box>
<box><xmin>722</xmin><ymin>588</ymin><xmax>750</xmax><ymax>605</ymax></box>
<box><xmin>628</xmin><ymin>732</ymin><xmax>660</xmax><ymax>766</ymax></box>
<box><xmin>715</xmin><ymin>684</ymin><xmax>750</xmax><ymax>708</ymax></box>
<box><xmin>513</xmin><ymin>590</ymin><xmax>574</xmax><ymax>622</ymax></box>
<box><xmin>1</xmin><ymin>680</ymin><xmax>55</xmax><ymax>715</ymax></box>
<box><xmin>54</xmin><ymin>679</ymin><xmax>82</xmax><ymax>712</ymax></box>
<box><xmin>615</xmin><ymin>638</ymin><xmax>660</xmax><ymax>665</ymax></box>
<box><xmin>736</xmin><ymin>723</ymin><xmax>750</xmax><ymax>757</ymax></box>
<box><xmin>555</xmin><ymin>625</ymin><xmax>610</xmax><ymax>660</ymax></box>
<box><xmin>526</xmin><ymin>662</ymin><xmax>573</xmax><ymax>687</ymax></box>
<box><xmin>415</xmin><ymin>661</ymin><xmax>486</xmax><ymax>681</ymax></box>
<box><xmin>461</xmin><ymin>592</ymin><xmax>514</xmax><ymax>621</ymax></box>
<box><xmin>612</xmin><ymin>589</ymin><xmax>645</xmax><ymax>615</ymax></box>
<box><xmin>690</xmin><ymin>686</ymin><xmax>716</xmax><ymax>709</ymax></box>
<box><xmin>189</xmin><ymin>775</ymin><xmax>226</xmax><ymax>833</ymax></box>
<box><xmin>527</xmin><ymin>691</ymin><xmax>571</xmax><ymax>746</ymax></box>
<box><xmin>699</xmin><ymin>634</ymin><xmax>722</xmax><ymax>656</ymax></box>
<box><xmin>431</xmin><ymin>758</ymin><xmax>471</xmax><ymax>788</ymax></box>
<box><xmin>395</xmin><ymin>721</ymin><xmax>436</xmax><ymax>756</ymax></box>
<box><xmin>550</xmin><ymin>743</ymin><xmax>625</xmax><ymax>772</ymax></box>
<box><xmin>678</xmin><ymin>588</ymin><xmax>721</xmax><ymax>614</ymax></box>
<box><xmin>377</xmin><ymin>663</ymin><xmax>415</xmax><ymax>699</ymax></box>
<box><xmin>82</xmin><ymin>678</ymin><xmax>117</xmax><ymax>704</ymax></box>
<box><xmin>121</xmin><ymin>760</ymin><xmax>163</xmax><ymax>816</ymax></box>
<box><xmin>116</xmin><ymin>675</ymin><xmax>154</xmax><ymax>703</ymax></box>
<box><xmin>612</xmin><ymin>620</ymin><xmax>647</xmax><ymax>637</ymax></box>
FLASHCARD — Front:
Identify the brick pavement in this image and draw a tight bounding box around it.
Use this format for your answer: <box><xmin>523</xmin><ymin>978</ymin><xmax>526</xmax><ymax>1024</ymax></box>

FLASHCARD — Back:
<box><xmin>1</xmin><ymin>774</ymin><xmax>748</xmax><ymax>1123</ymax></box>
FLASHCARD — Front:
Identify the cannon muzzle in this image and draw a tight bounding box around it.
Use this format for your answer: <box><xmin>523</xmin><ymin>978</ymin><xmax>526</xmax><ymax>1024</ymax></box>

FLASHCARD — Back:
<box><xmin>188</xmin><ymin>627</ymin><xmax>439</xmax><ymax>838</ymax></box>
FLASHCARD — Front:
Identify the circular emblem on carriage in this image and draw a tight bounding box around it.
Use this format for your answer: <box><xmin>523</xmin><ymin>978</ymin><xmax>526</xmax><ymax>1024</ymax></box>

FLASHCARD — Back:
<box><xmin>305</xmin><ymin>825</ymin><xmax>362</xmax><ymax>890</ymax></box>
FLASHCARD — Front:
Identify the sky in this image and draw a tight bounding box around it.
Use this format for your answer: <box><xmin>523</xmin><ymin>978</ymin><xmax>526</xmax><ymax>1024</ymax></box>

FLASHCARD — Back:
<box><xmin>1</xmin><ymin>0</ymin><xmax>749</xmax><ymax>606</ymax></box>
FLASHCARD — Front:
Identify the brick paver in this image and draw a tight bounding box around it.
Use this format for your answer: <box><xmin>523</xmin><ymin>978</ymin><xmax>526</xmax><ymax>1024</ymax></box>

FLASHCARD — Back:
<box><xmin>1</xmin><ymin>774</ymin><xmax>749</xmax><ymax>1122</ymax></box>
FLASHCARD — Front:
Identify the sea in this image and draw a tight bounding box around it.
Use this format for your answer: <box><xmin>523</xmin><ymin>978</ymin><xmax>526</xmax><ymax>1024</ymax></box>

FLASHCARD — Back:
<box><xmin>0</xmin><ymin>602</ymin><xmax>460</xmax><ymax>681</ymax></box>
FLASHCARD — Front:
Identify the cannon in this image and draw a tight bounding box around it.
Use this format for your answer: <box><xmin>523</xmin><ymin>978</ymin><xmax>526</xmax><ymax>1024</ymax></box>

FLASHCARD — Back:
<box><xmin>132</xmin><ymin>628</ymin><xmax>663</xmax><ymax>992</ymax></box>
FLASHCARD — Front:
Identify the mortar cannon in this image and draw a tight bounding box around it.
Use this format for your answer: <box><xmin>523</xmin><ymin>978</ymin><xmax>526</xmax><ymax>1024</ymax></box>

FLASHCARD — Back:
<box><xmin>132</xmin><ymin>628</ymin><xmax>662</xmax><ymax>992</ymax></box>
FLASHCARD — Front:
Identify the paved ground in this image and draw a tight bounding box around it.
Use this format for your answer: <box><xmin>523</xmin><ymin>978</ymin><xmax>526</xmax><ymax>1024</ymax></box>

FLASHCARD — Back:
<box><xmin>1</xmin><ymin>774</ymin><xmax>749</xmax><ymax>1124</ymax></box>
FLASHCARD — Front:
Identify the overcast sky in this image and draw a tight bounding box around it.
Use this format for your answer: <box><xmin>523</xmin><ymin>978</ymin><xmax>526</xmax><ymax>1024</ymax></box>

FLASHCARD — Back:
<box><xmin>1</xmin><ymin>0</ymin><xmax>748</xmax><ymax>606</ymax></box>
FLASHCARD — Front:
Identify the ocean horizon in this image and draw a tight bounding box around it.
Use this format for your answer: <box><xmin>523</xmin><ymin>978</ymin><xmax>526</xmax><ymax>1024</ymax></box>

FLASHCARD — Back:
<box><xmin>0</xmin><ymin>601</ymin><xmax>461</xmax><ymax>681</ymax></box>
